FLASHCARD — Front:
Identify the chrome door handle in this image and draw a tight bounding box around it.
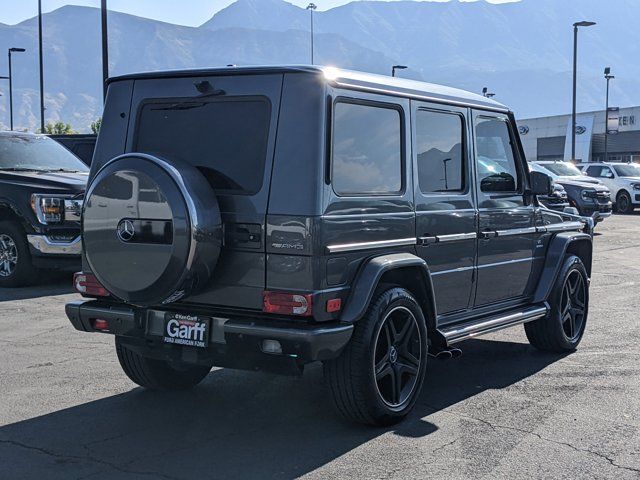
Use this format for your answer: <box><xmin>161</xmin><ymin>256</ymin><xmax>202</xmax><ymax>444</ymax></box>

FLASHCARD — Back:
<box><xmin>480</xmin><ymin>230</ymin><xmax>498</xmax><ymax>239</ymax></box>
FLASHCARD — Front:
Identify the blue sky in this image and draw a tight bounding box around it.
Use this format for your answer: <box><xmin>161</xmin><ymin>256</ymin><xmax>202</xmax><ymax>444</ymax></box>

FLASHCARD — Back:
<box><xmin>4</xmin><ymin>0</ymin><xmax>518</xmax><ymax>27</ymax></box>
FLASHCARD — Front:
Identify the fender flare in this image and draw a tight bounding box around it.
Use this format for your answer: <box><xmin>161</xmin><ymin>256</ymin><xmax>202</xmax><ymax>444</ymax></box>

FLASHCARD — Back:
<box><xmin>0</xmin><ymin>199</ymin><xmax>33</xmax><ymax>232</ymax></box>
<box><xmin>340</xmin><ymin>252</ymin><xmax>437</xmax><ymax>325</ymax></box>
<box><xmin>533</xmin><ymin>231</ymin><xmax>592</xmax><ymax>304</ymax></box>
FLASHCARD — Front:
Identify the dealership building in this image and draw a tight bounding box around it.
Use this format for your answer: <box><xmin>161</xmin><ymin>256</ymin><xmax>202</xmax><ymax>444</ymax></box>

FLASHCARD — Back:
<box><xmin>516</xmin><ymin>106</ymin><xmax>640</xmax><ymax>164</ymax></box>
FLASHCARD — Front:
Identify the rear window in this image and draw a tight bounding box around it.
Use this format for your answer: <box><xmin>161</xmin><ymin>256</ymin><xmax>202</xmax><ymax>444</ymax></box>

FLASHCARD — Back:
<box><xmin>135</xmin><ymin>97</ymin><xmax>271</xmax><ymax>195</ymax></box>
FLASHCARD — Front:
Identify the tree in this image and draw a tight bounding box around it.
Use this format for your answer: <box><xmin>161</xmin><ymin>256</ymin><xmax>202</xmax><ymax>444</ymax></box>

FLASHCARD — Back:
<box><xmin>39</xmin><ymin>121</ymin><xmax>75</xmax><ymax>135</ymax></box>
<box><xmin>91</xmin><ymin>117</ymin><xmax>102</xmax><ymax>134</ymax></box>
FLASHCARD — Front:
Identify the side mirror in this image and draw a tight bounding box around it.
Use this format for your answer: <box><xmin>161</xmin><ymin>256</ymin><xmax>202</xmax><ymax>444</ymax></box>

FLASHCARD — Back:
<box><xmin>605</xmin><ymin>172</ymin><xmax>614</xmax><ymax>179</ymax></box>
<box><xmin>530</xmin><ymin>171</ymin><xmax>553</xmax><ymax>196</ymax></box>
<box><xmin>480</xmin><ymin>172</ymin><xmax>516</xmax><ymax>193</ymax></box>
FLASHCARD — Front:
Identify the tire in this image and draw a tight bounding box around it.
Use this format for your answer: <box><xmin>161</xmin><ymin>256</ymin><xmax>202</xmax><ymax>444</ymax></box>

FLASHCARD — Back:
<box><xmin>525</xmin><ymin>255</ymin><xmax>589</xmax><ymax>352</ymax></box>
<box><xmin>616</xmin><ymin>190</ymin><xmax>634</xmax><ymax>214</ymax></box>
<box><xmin>324</xmin><ymin>287</ymin><xmax>428</xmax><ymax>426</ymax></box>
<box><xmin>0</xmin><ymin>221</ymin><xmax>38</xmax><ymax>288</ymax></box>
<box><xmin>115</xmin><ymin>337</ymin><xmax>211</xmax><ymax>391</ymax></box>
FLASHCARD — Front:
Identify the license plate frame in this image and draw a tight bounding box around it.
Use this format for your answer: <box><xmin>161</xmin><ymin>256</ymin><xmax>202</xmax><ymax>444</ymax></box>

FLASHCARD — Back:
<box><xmin>162</xmin><ymin>313</ymin><xmax>210</xmax><ymax>349</ymax></box>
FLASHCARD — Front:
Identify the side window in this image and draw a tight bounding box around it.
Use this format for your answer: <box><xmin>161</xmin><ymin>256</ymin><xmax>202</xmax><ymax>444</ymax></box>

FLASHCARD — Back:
<box><xmin>587</xmin><ymin>166</ymin><xmax>613</xmax><ymax>178</ymax></box>
<box><xmin>585</xmin><ymin>166</ymin><xmax>600</xmax><ymax>177</ymax></box>
<box><xmin>600</xmin><ymin>166</ymin><xmax>614</xmax><ymax>178</ymax></box>
<box><xmin>416</xmin><ymin>110</ymin><xmax>464</xmax><ymax>193</ymax></box>
<box><xmin>332</xmin><ymin>101</ymin><xmax>402</xmax><ymax>195</ymax></box>
<box><xmin>475</xmin><ymin>117</ymin><xmax>520</xmax><ymax>193</ymax></box>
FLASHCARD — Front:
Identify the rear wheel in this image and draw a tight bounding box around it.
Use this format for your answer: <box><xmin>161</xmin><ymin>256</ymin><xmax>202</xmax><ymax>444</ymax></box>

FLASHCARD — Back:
<box><xmin>324</xmin><ymin>287</ymin><xmax>428</xmax><ymax>426</ymax></box>
<box><xmin>616</xmin><ymin>190</ymin><xmax>633</xmax><ymax>214</ymax></box>
<box><xmin>525</xmin><ymin>255</ymin><xmax>588</xmax><ymax>352</ymax></box>
<box><xmin>0</xmin><ymin>221</ymin><xmax>38</xmax><ymax>288</ymax></box>
<box><xmin>115</xmin><ymin>337</ymin><xmax>211</xmax><ymax>391</ymax></box>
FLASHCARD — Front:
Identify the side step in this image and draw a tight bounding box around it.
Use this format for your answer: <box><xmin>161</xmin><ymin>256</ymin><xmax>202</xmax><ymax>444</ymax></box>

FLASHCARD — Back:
<box><xmin>439</xmin><ymin>305</ymin><xmax>548</xmax><ymax>345</ymax></box>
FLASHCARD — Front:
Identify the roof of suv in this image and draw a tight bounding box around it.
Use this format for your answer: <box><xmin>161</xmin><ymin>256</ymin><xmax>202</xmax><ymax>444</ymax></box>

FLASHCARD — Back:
<box><xmin>108</xmin><ymin>65</ymin><xmax>508</xmax><ymax>113</ymax></box>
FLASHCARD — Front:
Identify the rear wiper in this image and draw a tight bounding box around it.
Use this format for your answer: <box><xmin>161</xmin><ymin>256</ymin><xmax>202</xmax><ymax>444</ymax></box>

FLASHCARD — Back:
<box><xmin>153</xmin><ymin>102</ymin><xmax>206</xmax><ymax>111</ymax></box>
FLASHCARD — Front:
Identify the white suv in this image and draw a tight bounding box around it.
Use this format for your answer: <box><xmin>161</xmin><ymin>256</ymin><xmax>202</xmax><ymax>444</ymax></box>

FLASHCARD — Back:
<box><xmin>582</xmin><ymin>163</ymin><xmax>640</xmax><ymax>213</ymax></box>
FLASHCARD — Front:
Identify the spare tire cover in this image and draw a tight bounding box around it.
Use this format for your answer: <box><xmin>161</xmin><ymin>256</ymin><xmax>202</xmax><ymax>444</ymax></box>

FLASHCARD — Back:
<box><xmin>83</xmin><ymin>153</ymin><xmax>222</xmax><ymax>306</ymax></box>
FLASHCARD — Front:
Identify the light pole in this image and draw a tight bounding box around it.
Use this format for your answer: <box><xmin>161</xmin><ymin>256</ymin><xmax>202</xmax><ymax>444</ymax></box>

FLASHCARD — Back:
<box><xmin>392</xmin><ymin>65</ymin><xmax>407</xmax><ymax>77</ymax></box>
<box><xmin>38</xmin><ymin>0</ymin><xmax>45</xmax><ymax>133</ymax></box>
<box><xmin>0</xmin><ymin>76</ymin><xmax>8</xmax><ymax>129</ymax></box>
<box><xmin>101</xmin><ymin>0</ymin><xmax>109</xmax><ymax>100</ymax></box>
<box><xmin>8</xmin><ymin>48</ymin><xmax>26</xmax><ymax>131</ymax></box>
<box><xmin>571</xmin><ymin>21</ymin><xmax>596</xmax><ymax>161</ymax></box>
<box><xmin>306</xmin><ymin>3</ymin><xmax>317</xmax><ymax>65</ymax></box>
<box><xmin>604</xmin><ymin>67</ymin><xmax>614</xmax><ymax>163</ymax></box>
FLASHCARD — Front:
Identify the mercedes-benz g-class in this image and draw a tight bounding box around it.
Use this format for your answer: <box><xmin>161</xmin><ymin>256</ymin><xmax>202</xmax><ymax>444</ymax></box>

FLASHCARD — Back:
<box><xmin>66</xmin><ymin>66</ymin><xmax>594</xmax><ymax>425</ymax></box>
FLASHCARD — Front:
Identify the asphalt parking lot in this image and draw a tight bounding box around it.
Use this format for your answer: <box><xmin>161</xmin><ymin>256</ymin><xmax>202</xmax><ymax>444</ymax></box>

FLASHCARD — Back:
<box><xmin>1</xmin><ymin>215</ymin><xmax>639</xmax><ymax>480</ymax></box>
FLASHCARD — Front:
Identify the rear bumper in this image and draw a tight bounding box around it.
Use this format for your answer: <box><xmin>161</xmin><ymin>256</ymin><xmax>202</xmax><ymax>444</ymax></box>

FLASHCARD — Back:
<box><xmin>65</xmin><ymin>300</ymin><xmax>353</xmax><ymax>372</ymax></box>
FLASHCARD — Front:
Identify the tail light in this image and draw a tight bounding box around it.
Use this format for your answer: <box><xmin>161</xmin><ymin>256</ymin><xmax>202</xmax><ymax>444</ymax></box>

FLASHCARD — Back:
<box><xmin>263</xmin><ymin>291</ymin><xmax>313</xmax><ymax>316</ymax></box>
<box><xmin>91</xmin><ymin>319</ymin><xmax>110</xmax><ymax>332</ymax></box>
<box><xmin>74</xmin><ymin>272</ymin><xmax>109</xmax><ymax>297</ymax></box>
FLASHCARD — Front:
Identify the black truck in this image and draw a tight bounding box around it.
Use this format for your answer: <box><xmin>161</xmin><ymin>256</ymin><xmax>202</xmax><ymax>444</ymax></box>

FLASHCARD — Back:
<box><xmin>66</xmin><ymin>66</ymin><xmax>594</xmax><ymax>425</ymax></box>
<box><xmin>0</xmin><ymin>132</ymin><xmax>87</xmax><ymax>287</ymax></box>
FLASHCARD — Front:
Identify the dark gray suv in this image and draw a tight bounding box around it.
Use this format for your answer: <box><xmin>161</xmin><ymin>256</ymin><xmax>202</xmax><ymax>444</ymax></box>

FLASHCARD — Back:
<box><xmin>66</xmin><ymin>66</ymin><xmax>594</xmax><ymax>425</ymax></box>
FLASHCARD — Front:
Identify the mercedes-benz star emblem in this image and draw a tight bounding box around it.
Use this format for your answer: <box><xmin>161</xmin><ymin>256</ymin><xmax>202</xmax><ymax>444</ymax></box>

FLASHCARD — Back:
<box><xmin>117</xmin><ymin>219</ymin><xmax>135</xmax><ymax>242</ymax></box>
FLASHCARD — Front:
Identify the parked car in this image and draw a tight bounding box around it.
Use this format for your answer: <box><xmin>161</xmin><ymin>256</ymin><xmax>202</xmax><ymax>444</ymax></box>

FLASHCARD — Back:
<box><xmin>533</xmin><ymin>161</ymin><xmax>612</xmax><ymax>222</ymax></box>
<box><xmin>49</xmin><ymin>134</ymin><xmax>97</xmax><ymax>166</ymax></box>
<box><xmin>581</xmin><ymin>162</ymin><xmax>640</xmax><ymax>214</ymax></box>
<box><xmin>0</xmin><ymin>132</ymin><xmax>87</xmax><ymax>287</ymax></box>
<box><xmin>526</xmin><ymin>163</ymin><xmax>569</xmax><ymax>211</ymax></box>
<box><xmin>66</xmin><ymin>66</ymin><xmax>594</xmax><ymax>425</ymax></box>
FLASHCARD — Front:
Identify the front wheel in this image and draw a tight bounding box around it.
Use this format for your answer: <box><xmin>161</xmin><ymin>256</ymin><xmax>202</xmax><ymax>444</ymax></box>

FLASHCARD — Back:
<box><xmin>115</xmin><ymin>337</ymin><xmax>211</xmax><ymax>391</ymax></box>
<box><xmin>525</xmin><ymin>255</ymin><xmax>589</xmax><ymax>352</ymax></box>
<box><xmin>0</xmin><ymin>221</ymin><xmax>38</xmax><ymax>288</ymax></box>
<box><xmin>616</xmin><ymin>191</ymin><xmax>634</xmax><ymax>214</ymax></box>
<box><xmin>324</xmin><ymin>287</ymin><xmax>428</xmax><ymax>426</ymax></box>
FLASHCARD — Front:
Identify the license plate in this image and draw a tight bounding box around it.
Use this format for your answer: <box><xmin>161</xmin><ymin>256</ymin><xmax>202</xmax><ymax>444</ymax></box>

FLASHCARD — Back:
<box><xmin>163</xmin><ymin>313</ymin><xmax>210</xmax><ymax>348</ymax></box>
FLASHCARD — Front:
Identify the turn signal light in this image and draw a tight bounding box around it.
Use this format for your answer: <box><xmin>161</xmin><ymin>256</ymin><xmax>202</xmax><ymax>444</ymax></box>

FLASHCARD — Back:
<box><xmin>263</xmin><ymin>291</ymin><xmax>313</xmax><ymax>316</ymax></box>
<box><xmin>74</xmin><ymin>272</ymin><xmax>109</xmax><ymax>297</ymax></box>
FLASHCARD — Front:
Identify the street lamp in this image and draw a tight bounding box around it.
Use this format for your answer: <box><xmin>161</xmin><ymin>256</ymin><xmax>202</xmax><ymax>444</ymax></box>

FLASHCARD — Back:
<box><xmin>8</xmin><ymin>47</ymin><xmax>26</xmax><ymax>131</ymax></box>
<box><xmin>38</xmin><ymin>0</ymin><xmax>45</xmax><ymax>133</ymax></box>
<box><xmin>571</xmin><ymin>20</ymin><xmax>596</xmax><ymax>161</ymax></box>
<box><xmin>604</xmin><ymin>67</ymin><xmax>615</xmax><ymax>163</ymax></box>
<box><xmin>392</xmin><ymin>65</ymin><xmax>407</xmax><ymax>77</ymax></box>
<box><xmin>482</xmin><ymin>87</ymin><xmax>495</xmax><ymax>98</ymax></box>
<box><xmin>101</xmin><ymin>0</ymin><xmax>109</xmax><ymax>100</ymax></box>
<box><xmin>306</xmin><ymin>3</ymin><xmax>317</xmax><ymax>65</ymax></box>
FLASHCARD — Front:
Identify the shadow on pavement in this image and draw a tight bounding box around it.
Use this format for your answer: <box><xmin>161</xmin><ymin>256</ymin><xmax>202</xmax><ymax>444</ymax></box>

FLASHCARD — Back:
<box><xmin>0</xmin><ymin>272</ymin><xmax>74</xmax><ymax>302</ymax></box>
<box><xmin>0</xmin><ymin>338</ymin><xmax>565</xmax><ymax>479</ymax></box>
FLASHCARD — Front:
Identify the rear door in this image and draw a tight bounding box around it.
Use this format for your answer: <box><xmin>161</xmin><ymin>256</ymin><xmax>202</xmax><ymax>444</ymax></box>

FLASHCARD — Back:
<box><xmin>472</xmin><ymin>112</ymin><xmax>536</xmax><ymax>307</ymax></box>
<box><xmin>412</xmin><ymin>101</ymin><xmax>476</xmax><ymax>317</ymax></box>
<box><xmin>128</xmin><ymin>74</ymin><xmax>284</xmax><ymax>309</ymax></box>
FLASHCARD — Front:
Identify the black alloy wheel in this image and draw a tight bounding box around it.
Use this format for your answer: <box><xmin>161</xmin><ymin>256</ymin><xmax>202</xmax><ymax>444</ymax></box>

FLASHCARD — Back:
<box><xmin>559</xmin><ymin>269</ymin><xmax>587</xmax><ymax>342</ymax></box>
<box><xmin>373</xmin><ymin>306</ymin><xmax>422</xmax><ymax>408</ymax></box>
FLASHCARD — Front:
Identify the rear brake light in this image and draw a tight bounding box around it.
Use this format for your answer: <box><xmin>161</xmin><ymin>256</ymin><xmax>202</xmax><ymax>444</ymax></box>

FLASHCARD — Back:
<box><xmin>74</xmin><ymin>272</ymin><xmax>109</xmax><ymax>297</ymax></box>
<box><xmin>263</xmin><ymin>291</ymin><xmax>313</xmax><ymax>316</ymax></box>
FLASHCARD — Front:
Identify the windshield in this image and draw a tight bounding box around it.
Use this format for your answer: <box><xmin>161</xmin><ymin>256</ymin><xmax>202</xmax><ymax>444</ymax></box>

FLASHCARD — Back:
<box><xmin>613</xmin><ymin>164</ymin><xmax>640</xmax><ymax>177</ymax></box>
<box><xmin>0</xmin><ymin>134</ymin><xmax>88</xmax><ymax>172</ymax></box>
<box><xmin>540</xmin><ymin>162</ymin><xmax>582</xmax><ymax>177</ymax></box>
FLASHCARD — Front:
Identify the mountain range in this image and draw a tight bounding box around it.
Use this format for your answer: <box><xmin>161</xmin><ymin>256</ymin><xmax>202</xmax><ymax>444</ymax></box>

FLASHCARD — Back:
<box><xmin>0</xmin><ymin>0</ymin><xmax>638</xmax><ymax>132</ymax></box>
